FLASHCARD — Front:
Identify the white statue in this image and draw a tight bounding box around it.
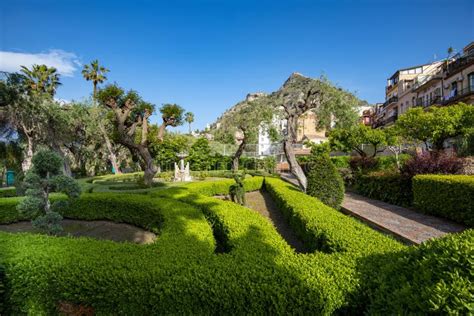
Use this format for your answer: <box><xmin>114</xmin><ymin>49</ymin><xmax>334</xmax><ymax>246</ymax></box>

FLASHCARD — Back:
<box><xmin>174</xmin><ymin>152</ymin><xmax>192</xmax><ymax>182</ymax></box>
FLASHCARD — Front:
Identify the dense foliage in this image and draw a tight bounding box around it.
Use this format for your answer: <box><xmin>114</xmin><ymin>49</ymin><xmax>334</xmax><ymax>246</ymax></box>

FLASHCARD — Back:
<box><xmin>354</xmin><ymin>172</ymin><xmax>413</xmax><ymax>207</ymax></box>
<box><xmin>329</xmin><ymin>124</ymin><xmax>388</xmax><ymax>157</ymax></box>
<box><xmin>395</xmin><ymin>103</ymin><xmax>474</xmax><ymax>151</ymax></box>
<box><xmin>0</xmin><ymin>177</ymin><xmax>471</xmax><ymax>313</ymax></box>
<box><xmin>361</xmin><ymin>230</ymin><xmax>473</xmax><ymax>314</ymax></box>
<box><xmin>306</xmin><ymin>153</ymin><xmax>344</xmax><ymax>209</ymax></box>
<box><xmin>413</xmin><ymin>175</ymin><xmax>474</xmax><ymax>226</ymax></box>
<box><xmin>17</xmin><ymin>150</ymin><xmax>80</xmax><ymax>234</ymax></box>
<box><xmin>401</xmin><ymin>152</ymin><xmax>463</xmax><ymax>177</ymax></box>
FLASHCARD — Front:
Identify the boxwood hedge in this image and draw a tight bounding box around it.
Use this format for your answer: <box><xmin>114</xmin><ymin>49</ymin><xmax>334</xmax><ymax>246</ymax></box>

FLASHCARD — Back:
<box><xmin>0</xmin><ymin>187</ymin><xmax>17</xmax><ymax>198</ymax></box>
<box><xmin>0</xmin><ymin>176</ymin><xmax>470</xmax><ymax>314</ymax></box>
<box><xmin>359</xmin><ymin>229</ymin><xmax>473</xmax><ymax>314</ymax></box>
<box><xmin>413</xmin><ymin>174</ymin><xmax>474</xmax><ymax>226</ymax></box>
<box><xmin>354</xmin><ymin>172</ymin><xmax>413</xmax><ymax>207</ymax></box>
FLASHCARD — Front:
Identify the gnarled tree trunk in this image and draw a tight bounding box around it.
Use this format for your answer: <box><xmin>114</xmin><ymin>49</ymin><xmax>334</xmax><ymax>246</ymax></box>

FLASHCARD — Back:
<box><xmin>22</xmin><ymin>134</ymin><xmax>35</xmax><ymax>172</ymax></box>
<box><xmin>99</xmin><ymin>123</ymin><xmax>121</xmax><ymax>174</ymax></box>
<box><xmin>284</xmin><ymin>115</ymin><xmax>307</xmax><ymax>191</ymax></box>
<box><xmin>232</xmin><ymin>132</ymin><xmax>247</xmax><ymax>172</ymax></box>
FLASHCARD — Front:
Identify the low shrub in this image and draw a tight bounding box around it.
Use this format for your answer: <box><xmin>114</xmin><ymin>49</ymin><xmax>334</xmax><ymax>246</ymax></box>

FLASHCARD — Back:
<box><xmin>401</xmin><ymin>152</ymin><xmax>463</xmax><ymax>177</ymax></box>
<box><xmin>354</xmin><ymin>172</ymin><xmax>413</xmax><ymax>207</ymax></box>
<box><xmin>0</xmin><ymin>265</ymin><xmax>5</xmax><ymax>314</ymax></box>
<box><xmin>0</xmin><ymin>194</ymin><xmax>215</xmax><ymax>314</ymax></box>
<box><xmin>0</xmin><ymin>196</ymin><xmax>34</xmax><ymax>223</ymax></box>
<box><xmin>306</xmin><ymin>154</ymin><xmax>344</xmax><ymax>209</ymax></box>
<box><xmin>349</xmin><ymin>156</ymin><xmax>377</xmax><ymax>173</ymax></box>
<box><xmin>108</xmin><ymin>182</ymin><xmax>166</xmax><ymax>191</ymax></box>
<box><xmin>413</xmin><ymin>175</ymin><xmax>474</xmax><ymax>226</ymax></box>
<box><xmin>181</xmin><ymin>176</ymin><xmax>264</xmax><ymax>196</ymax></box>
<box><xmin>361</xmin><ymin>230</ymin><xmax>474</xmax><ymax>314</ymax></box>
<box><xmin>375</xmin><ymin>154</ymin><xmax>411</xmax><ymax>171</ymax></box>
<box><xmin>337</xmin><ymin>167</ymin><xmax>354</xmax><ymax>186</ymax></box>
<box><xmin>330</xmin><ymin>156</ymin><xmax>350</xmax><ymax>168</ymax></box>
<box><xmin>265</xmin><ymin>177</ymin><xmax>402</xmax><ymax>254</ymax></box>
<box><xmin>0</xmin><ymin>177</ymin><xmax>469</xmax><ymax>314</ymax></box>
<box><xmin>0</xmin><ymin>187</ymin><xmax>17</xmax><ymax>198</ymax></box>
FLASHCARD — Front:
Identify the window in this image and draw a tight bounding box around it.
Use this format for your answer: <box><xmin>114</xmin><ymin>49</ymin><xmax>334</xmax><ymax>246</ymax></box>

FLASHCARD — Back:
<box><xmin>451</xmin><ymin>82</ymin><xmax>458</xmax><ymax>97</ymax></box>
<box><xmin>469</xmin><ymin>72</ymin><xmax>474</xmax><ymax>91</ymax></box>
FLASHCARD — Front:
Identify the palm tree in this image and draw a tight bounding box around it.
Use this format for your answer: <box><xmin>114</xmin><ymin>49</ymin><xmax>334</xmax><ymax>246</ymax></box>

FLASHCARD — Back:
<box><xmin>185</xmin><ymin>112</ymin><xmax>195</xmax><ymax>134</ymax></box>
<box><xmin>20</xmin><ymin>64</ymin><xmax>61</xmax><ymax>96</ymax></box>
<box><xmin>82</xmin><ymin>60</ymin><xmax>109</xmax><ymax>101</ymax></box>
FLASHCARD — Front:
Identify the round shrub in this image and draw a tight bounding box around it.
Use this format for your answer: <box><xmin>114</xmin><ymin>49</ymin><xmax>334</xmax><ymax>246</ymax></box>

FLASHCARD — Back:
<box><xmin>306</xmin><ymin>154</ymin><xmax>344</xmax><ymax>209</ymax></box>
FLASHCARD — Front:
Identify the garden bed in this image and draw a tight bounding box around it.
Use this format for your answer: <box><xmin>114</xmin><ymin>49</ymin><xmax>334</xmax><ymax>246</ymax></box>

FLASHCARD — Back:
<box><xmin>0</xmin><ymin>219</ymin><xmax>156</xmax><ymax>244</ymax></box>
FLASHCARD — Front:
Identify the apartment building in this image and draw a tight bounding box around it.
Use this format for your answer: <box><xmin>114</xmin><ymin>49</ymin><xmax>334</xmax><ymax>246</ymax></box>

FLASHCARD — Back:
<box><xmin>442</xmin><ymin>42</ymin><xmax>474</xmax><ymax>105</ymax></box>
<box><xmin>374</xmin><ymin>61</ymin><xmax>443</xmax><ymax>128</ymax></box>
<box><xmin>374</xmin><ymin>41</ymin><xmax>474</xmax><ymax>128</ymax></box>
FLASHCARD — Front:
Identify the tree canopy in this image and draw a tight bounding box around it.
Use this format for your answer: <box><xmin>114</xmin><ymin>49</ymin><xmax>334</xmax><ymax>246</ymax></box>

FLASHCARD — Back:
<box><xmin>395</xmin><ymin>103</ymin><xmax>472</xmax><ymax>151</ymax></box>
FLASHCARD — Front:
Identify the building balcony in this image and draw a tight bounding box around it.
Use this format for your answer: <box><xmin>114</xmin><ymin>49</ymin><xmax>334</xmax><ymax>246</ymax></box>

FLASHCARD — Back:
<box><xmin>383</xmin><ymin>96</ymin><xmax>398</xmax><ymax>107</ymax></box>
<box><xmin>415</xmin><ymin>95</ymin><xmax>442</xmax><ymax>108</ymax></box>
<box><xmin>384</xmin><ymin>113</ymin><xmax>398</xmax><ymax>125</ymax></box>
<box><xmin>445</xmin><ymin>53</ymin><xmax>474</xmax><ymax>77</ymax></box>
<box><xmin>443</xmin><ymin>86</ymin><xmax>474</xmax><ymax>105</ymax></box>
<box><xmin>412</xmin><ymin>74</ymin><xmax>442</xmax><ymax>91</ymax></box>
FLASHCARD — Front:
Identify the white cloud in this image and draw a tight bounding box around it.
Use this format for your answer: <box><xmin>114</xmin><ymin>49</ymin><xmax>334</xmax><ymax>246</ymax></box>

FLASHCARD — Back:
<box><xmin>0</xmin><ymin>49</ymin><xmax>81</xmax><ymax>77</ymax></box>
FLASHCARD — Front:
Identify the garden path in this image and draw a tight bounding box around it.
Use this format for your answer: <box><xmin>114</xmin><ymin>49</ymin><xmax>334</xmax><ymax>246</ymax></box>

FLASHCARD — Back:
<box><xmin>341</xmin><ymin>192</ymin><xmax>466</xmax><ymax>245</ymax></box>
<box><xmin>279</xmin><ymin>173</ymin><xmax>466</xmax><ymax>245</ymax></box>
<box><xmin>245</xmin><ymin>190</ymin><xmax>308</xmax><ymax>253</ymax></box>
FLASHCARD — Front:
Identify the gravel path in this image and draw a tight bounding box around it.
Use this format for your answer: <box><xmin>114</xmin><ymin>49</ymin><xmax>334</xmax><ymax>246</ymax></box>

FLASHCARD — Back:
<box><xmin>0</xmin><ymin>219</ymin><xmax>156</xmax><ymax>244</ymax></box>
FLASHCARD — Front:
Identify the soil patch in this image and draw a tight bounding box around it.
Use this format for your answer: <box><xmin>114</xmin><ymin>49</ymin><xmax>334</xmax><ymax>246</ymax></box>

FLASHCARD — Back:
<box><xmin>0</xmin><ymin>219</ymin><xmax>156</xmax><ymax>244</ymax></box>
<box><xmin>217</xmin><ymin>190</ymin><xmax>308</xmax><ymax>253</ymax></box>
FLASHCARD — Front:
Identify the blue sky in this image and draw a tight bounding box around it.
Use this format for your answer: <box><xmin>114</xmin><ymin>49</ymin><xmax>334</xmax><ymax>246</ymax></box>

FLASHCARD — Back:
<box><xmin>1</xmin><ymin>0</ymin><xmax>473</xmax><ymax>132</ymax></box>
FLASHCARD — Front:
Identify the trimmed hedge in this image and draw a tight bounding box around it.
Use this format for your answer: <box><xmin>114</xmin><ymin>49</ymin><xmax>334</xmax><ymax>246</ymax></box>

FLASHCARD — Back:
<box><xmin>0</xmin><ymin>187</ymin><xmax>17</xmax><ymax>198</ymax></box>
<box><xmin>413</xmin><ymin>175</ymin><xmax>474</xmax><ymax>226</ymax></box>
<box><xmin>360</xmin><ymin>229</ymin><xmax>474</xmax><ymax>314</ymax></box>
<box><xmin>0</xmin><ymin>265</ymin><xmax>5</xmax><ymax>314</ymax></box>
<box><xmin>264</xmin><ymin>178</ymin><xmax>402</xmax><ymax>254</ymax></box>
<box><xmin>354</xmin><ymin>172</ymin><xmax>413</xmax><ymax>207</ymax></box>
<box><xmin>0</xmin><ymin>177</ymin><xmax>470</xmax><ymax>314</ymax></box>
<box><xmin>0</xmin><ymin>194</ymin><xmax>215</xmax><ymax>314</ymax></box>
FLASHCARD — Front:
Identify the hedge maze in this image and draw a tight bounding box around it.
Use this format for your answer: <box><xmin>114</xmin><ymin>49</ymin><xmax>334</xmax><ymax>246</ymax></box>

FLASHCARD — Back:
<box><xmin>0</xmin><ymin>177</ymin><xmax>472</xmax><ymax>314</ymax></box>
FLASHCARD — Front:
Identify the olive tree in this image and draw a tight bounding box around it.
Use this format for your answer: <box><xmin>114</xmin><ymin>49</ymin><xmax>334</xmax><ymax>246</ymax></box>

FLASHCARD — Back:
<box><xmin>214</xmin><ymin>94</ymin><xmax>272</xmax><ymax>171</ymax></box>
<box><xmin>329</xmin><ymin>124</ymin><xmax>387</xmax><ymax>157</ymax></box>
<box><xmin>17</xmin><ymin>150</ymin><xmax>80</xmax><ymax>235</ymax></box>
<box><xmin>97</xmin><ymin>85</ymin><xmax>184</xmax><ymax>186</ymax></box>
<box><xmin>269</xmin><ymin>73</ymin><xmax>360</xmax><ymax>191</ymax></box>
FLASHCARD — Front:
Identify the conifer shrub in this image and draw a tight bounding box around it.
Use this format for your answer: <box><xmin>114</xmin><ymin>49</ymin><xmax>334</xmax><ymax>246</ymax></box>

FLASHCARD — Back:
<box><xmin>306</xmin><ymin>154</ymin><xmax>344</xmax><ymax>209</ymax></box>
<box><xmin>17</xmin><ymin>150</ymin><xmax>80</xmax><ymax>234</ymax></box>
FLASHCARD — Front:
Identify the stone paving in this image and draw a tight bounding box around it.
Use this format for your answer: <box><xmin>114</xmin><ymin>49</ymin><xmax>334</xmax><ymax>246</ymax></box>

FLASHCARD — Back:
<box><xmin>280</xmin><ymin>173</ymin><xmax>466</xmax><ymax>244</ymax></box>
<box><xmin>341</xmin><ymin>192</ymin><xmax>466</xmax><ymax>245</ymax></box>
